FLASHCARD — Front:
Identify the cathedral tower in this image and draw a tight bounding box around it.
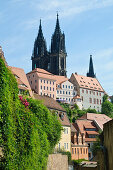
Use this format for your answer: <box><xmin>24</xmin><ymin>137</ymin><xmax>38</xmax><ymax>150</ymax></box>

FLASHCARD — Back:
<box><xmin>87</xmin><ymin>55</ymin><xmax>96</xmax><ymax>78</ymax></box>
<box><xmin>50</xmin><ymin>14</ymin><xmax>67</xmax><ymax>76</ymax></box>
<box><xmin>31</xmin><ymin>20</ymin><xmax>49</xmax><ymax>70</ymax></box>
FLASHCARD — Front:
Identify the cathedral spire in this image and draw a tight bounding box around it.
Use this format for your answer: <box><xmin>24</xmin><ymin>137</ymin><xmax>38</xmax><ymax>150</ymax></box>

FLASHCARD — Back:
<box><xmin>37</xmin><ymin>19</ymin><xmax>44</xmax><ymax>39</ymax></box>
<box><xmin>87</xmin><ymin>55</ymin><xmax>96</xmax><ymax>78</ymax></box>
<box><xmin>55</xmin><ymin>12</ymin><xmax>61</xmax><ymax>33</ymax></box>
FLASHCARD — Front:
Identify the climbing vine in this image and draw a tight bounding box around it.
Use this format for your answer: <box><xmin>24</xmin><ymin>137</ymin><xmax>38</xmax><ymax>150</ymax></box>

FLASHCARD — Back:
<box><xmin>0</xmin><ymin>58</ymin><xmax>62</xmax><ymax>170</ymax></box>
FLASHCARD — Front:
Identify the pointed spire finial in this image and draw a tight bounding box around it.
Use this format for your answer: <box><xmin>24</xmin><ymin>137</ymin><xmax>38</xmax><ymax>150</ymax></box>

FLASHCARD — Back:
<box><xmin>87</xmin><ymin>55</ymin><xmax>96</xmax><ymax>78</ymax></box>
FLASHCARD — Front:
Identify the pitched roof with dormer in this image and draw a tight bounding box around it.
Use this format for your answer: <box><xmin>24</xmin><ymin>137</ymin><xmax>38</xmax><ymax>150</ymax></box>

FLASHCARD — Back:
<box><xmin>71</xmin><ymin>73</ymin><xmax>104</xmax><ymax>92</ymax></box>
<box><xmin>79</xmin><ymin>113</ymin><xmax>112</xmax><ymax>130</ymax></box>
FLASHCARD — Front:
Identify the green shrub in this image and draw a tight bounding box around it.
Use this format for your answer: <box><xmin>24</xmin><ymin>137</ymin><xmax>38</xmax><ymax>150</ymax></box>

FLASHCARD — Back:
<box><xmin>0</xmin><ymin>58</ymin><xmax>62</xmax><ymax>170</ymax></box>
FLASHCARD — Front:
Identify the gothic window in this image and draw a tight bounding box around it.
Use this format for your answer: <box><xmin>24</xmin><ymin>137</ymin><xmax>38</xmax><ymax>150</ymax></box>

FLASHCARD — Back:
<box><xmin>61</xmin><ymin>58</ymin><xmax>64</xmax><ymax>69</ymax></box>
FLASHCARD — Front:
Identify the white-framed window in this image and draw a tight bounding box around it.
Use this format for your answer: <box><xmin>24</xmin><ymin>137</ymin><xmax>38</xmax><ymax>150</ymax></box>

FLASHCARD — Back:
<box><xmin>64</xmin><ymin>143</ymin><xmax>66</xmax><ymax>149</ymax></box>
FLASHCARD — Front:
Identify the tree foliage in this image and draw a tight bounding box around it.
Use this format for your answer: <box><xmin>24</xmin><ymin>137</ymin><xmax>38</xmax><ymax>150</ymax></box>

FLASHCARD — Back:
<box><xmin>0</xmin><ymin>58</ymin><xmax>62</xmax><ymax>170</ymax></box>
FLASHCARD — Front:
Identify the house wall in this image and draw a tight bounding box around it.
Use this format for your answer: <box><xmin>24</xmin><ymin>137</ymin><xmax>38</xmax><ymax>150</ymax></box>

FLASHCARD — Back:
<box><xmin>27</xmin><ymin>72</ymin><xmax>56</xmax><ymax>99</ymax></box>
<box><xmin>56</xmin><ymin>126</ymin><xmax>71</xmax><ymax>152</ymax></box>
<box><xmin>103</xmin><ymin>119</ymin><xmax>113</xmax><ymax>170</ymax></box>
<box><xmin>56</xmin><ymin>80</ymin><xmax>77</xmax><ymax>104</ymax></box>
<box><xmin>80</xmin><ymin>88</ymin><xmax>104</xmax><ymax>112</ymax></box>
<box><xmin>71</xmin><ymin>146</ymin><xmax>88</xmax><ymax>160</ymax></box>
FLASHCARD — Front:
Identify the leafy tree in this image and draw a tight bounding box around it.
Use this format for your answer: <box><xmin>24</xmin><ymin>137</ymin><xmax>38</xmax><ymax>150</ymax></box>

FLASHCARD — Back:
<box><xmin>103</xmin><ymin>94</ymin><xmax>108</xmax><ymax>102</ymax></box>
<box><xmin>101</xmin><ymin>100</ymin><xmax>113</xmax><ymax>116</ymax></box>
<box><xmin>87</xmin><ymin>108</ymin><xmax>97</xmax><ymax>113</ymax></box>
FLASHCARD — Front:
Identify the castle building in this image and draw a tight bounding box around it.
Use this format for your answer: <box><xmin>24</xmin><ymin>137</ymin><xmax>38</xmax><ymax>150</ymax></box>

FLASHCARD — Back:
<box><xmin>31</xmin><ymin>14</ymin><xmax>67</xmax><ymax>76</ymax></box>
<box><xmin>70</xmin><ymin>72</ymin><xmax>105</xmax><ymax>112</ymax></box>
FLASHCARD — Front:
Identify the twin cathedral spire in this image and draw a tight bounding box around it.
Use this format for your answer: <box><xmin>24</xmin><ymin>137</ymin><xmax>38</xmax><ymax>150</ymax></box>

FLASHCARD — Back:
<box><xmin>32</xmin><ymin>14</ymin><xmax>67</xmax><ymax>76</ymax></box>
<box><xmin>31</xmin><ymin>14</ymin><xmax>96</xmax><ymax>78</ymax></box>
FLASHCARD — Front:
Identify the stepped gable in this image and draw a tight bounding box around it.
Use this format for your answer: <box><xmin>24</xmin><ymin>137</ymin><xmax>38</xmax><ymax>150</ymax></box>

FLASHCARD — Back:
<box><xmin>34</xmin><ymin>93</ymin><xmax>70</xmax><ymax>126</ymax></box>
<box><xmin>79</xmin><ymin>113</ymin><xmax>112</xmax><ymax>130</ymax></box>
<box><xmin>27</xmin><ymin>68</ymin><xmax>56</xmax><ymax>81</ymax></box>
<box><xmin>73</xmin><ymin>73</ymin><xmax>104</xmax><ymax>92</ymax></box>
<box><xmin>9</xmin><ymin>66</ymin><xmax>33</xmax><ymax>97</ymax></box>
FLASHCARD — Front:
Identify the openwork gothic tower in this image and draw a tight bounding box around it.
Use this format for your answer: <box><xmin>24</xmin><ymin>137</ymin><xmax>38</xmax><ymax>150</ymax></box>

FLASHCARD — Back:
<box><xmin>31</xmin><ymin>14</ymin><xmax>67</xmax><ymax>76</ymax></box>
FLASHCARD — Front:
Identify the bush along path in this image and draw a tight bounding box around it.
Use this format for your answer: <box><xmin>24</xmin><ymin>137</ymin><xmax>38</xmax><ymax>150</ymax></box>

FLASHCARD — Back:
<box><xmin>0</xmin><ymin>58</ymin><xmax>62</xmax><ymax>170</ymax></box>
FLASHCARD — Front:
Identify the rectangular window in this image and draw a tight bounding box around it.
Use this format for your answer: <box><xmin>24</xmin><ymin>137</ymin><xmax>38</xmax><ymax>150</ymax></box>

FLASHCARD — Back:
<box><xmin>67</xmin><ymin>128</ymin><xmax>68</xmax><ymax>134</ymax></box>
<box><xmin>66</xmin><ymin>91</ymin><xmax>67</xmax><ymax>95</ymax></box>
<box><xmin>71</xmin><ymin>86</ymin><xmax>73</xmax><ymax>89</ymax></box>
<box><xmin>67</xmin><ymin>143</ymin><xmax>68</xmax><ymax>149</ymax></box>
<box><xmin>53</xmin><ymin>88</ymin><xmax>54</xmax><ymax>91</ymax></box>
<box><xmin>72</xmin><ymin>148</ymin><xmax>74</xmax><ymax>154</ymax></box>
<box><xmin>100</xmin><ymin>93</ymin><xmax>101</xmax><ymax>96</ymax></box>
<box><xmin>41</xmin><ymin>79</ymin><xmax>42</xmax><ymax>83</ymax></box>
<box><xmin>57</xmin><ymin>90</ymin><xmax>59</xmax><ymax>94</ymax></box>
<box><xmin>41</xmin><ymin>86</ymin><xmax>42</xmax><ymax>89</ymax></box>
<box><xmin>50</xmin><ymin>81</ymin><xmax>51</xmax><ymax>84</ymax></box>
<box><xmin>63</xmin><ymin>85</ymin><xmax>64</xmax><ymax>88</ymax></box>
<box><xmin>89</xmin><ymin>98</ymin><xmax>92</xmax><ymax>103</ymax></box>
<box><xmin>58</xmin><ymin>143</ymin><xmax>60</xmax><ymax>149</ymax></box>
<box><xmin>86</xmin><ymin>90</ymin><xmax>88</xmax><ymax>94</ymax></box>
<box><xmin>64</xmin><ymin>143</ymin><xmax>66</xmax><ymax>149</ymax></box>
<box><xmin>53</xmin><ymin>94</ymin><xmax>54</xmax><ymax>98</ymax></box>
<box><xmin>47</xmin><ymin>87</ymin><xmax>48</xmax><ymax>90</ymax></box>
<box><xmin>31</xmin><ymin>81</ymin><xmax>32</xmax><ymax>84</ymax></box>
<box><xmin>44</xmin><ymin>86</ymin><xmax>45</xmax><ymax>90</ymax></box>
<box><xmin>75</xmin><ymin>148</ymin><xmax>76</xmax><ymax>154</ymax></box>
<box><xmin>53</xmin><ymin>82</ymin><xmax>54</xmax><ymax>85</ymax></box>
<box><xmin>68</xmin><ymin>86</ymin><xmax>70</xmax><ymax>89</ymax></box>
<box><xmin>47</xmin><ymin>81</ymin><xmax>48</xmax><ymax>84</ymax></box>
<box><xmin>50</xmin><ymin>87</ymin><xmax>51</xmax><ymax>91</ymax></box>
<box><xmin>66</xmin><ymin>85</ymin><xmax>67</xmax><ymax>88</ymax></box>
<box><xmin>63</xmin><ymin>91</ymin><xmax>65</xmax><ymax>94</ymax></box>
<box><xmin>60</xmin><ymin>91</ymin><xmax>62</xmax><ymax>94</ymax></box>
<box><xmin>44</xmin><ymin>80</ymin><xmax>45</xmax><ymax>83</ymax></box>
<box><xmin>35</xmin><ymin>80</ymin><xmax>37</xmax><ymax>83</ymax></box>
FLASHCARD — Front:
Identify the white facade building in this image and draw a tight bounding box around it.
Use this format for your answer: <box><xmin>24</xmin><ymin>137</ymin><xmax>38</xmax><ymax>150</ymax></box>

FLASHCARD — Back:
<box><xmin>56</xmin><ymin>80</ymin><xmax>77</xmax><ymax>104</ymax></box>
<box><xmin>70</xmin><ymin>73</ymin><xmax>105</xmax><ymax>112</ymax></box>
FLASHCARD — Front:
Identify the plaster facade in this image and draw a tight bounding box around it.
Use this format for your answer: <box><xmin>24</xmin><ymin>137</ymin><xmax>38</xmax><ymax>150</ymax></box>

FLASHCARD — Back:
<box><xmin>56</xmin><ymin>80</ymin><xmax>77</xmax><ymax>104</ymax></box>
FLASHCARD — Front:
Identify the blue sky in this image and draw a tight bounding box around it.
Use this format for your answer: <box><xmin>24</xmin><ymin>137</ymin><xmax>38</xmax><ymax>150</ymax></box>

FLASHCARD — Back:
<box><xmin>0</xmin><ymin>0</ymin><xmax>113</xmax><ymax>95</ymax></box>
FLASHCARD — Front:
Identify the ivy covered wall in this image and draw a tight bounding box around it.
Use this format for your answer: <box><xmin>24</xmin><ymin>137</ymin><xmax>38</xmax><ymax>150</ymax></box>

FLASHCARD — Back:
<box><xmin>0</xmin><ymin>58</ymin><xmax>62</xmax><ymax>170</ymax></box>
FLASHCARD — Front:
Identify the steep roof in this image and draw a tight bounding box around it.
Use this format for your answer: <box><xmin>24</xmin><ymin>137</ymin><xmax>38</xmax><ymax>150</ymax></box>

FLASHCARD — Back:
<box><xmin>9</xmin><ymin>66</ymin><xmax>33</xmax><ymax>97</ymax></box>
<box><xmin>72</xmin><ymin>73</ymin><xmax>104</xmax><ymax>92</ymax></box>
<box><xmin>80</xmin><ymin>113</ymin><xmax>112</xmax><ymax>130</ymax></box>
<box><xmin>27</xmin><ymin>68</ymin><xmax>56</xmax><ymax>81</ymax></box>
<box><xmin>33</xmin><ymin>93</ymin><xmax>70</xmax><ymax>126</ymax></box>
<box><xmin>34</xmin><ymin>93</ymin><xmax>65</xmax><ymax>112</ymax></box>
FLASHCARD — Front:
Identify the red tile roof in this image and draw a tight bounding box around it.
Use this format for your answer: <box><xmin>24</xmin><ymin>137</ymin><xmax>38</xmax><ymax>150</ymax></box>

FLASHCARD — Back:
<box><xmin>33</xmin><ymin>93</ymin><xmax>70</xmax><ymax>126</ymax></box>
<box><xmin>27</xmin><ymin>68</ymin><xmax>56</xmax><ymax>81</ymax></box>
<box><xmin>34</xmin><ymin>93</ymin><xmax>65</xmax><ymax>112</ymax></box>
<box><xmin>80</xmin><ymin>113</ymin><xmax>112</xmax><ymax>130</ymax></box>
<box><xmin>86</xmin><ymin>131</ymin><xmax>99</xmax><ymax>135</ymax></box>
<box><xmin>9</xmin><ymin>66</ymin><xmax>33</xmax><ymax>97</ymax></box>
<box><xmin>73</xmin><ymin>73</ymin><xmax>104</xmax><ymax>92</ymax></box>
